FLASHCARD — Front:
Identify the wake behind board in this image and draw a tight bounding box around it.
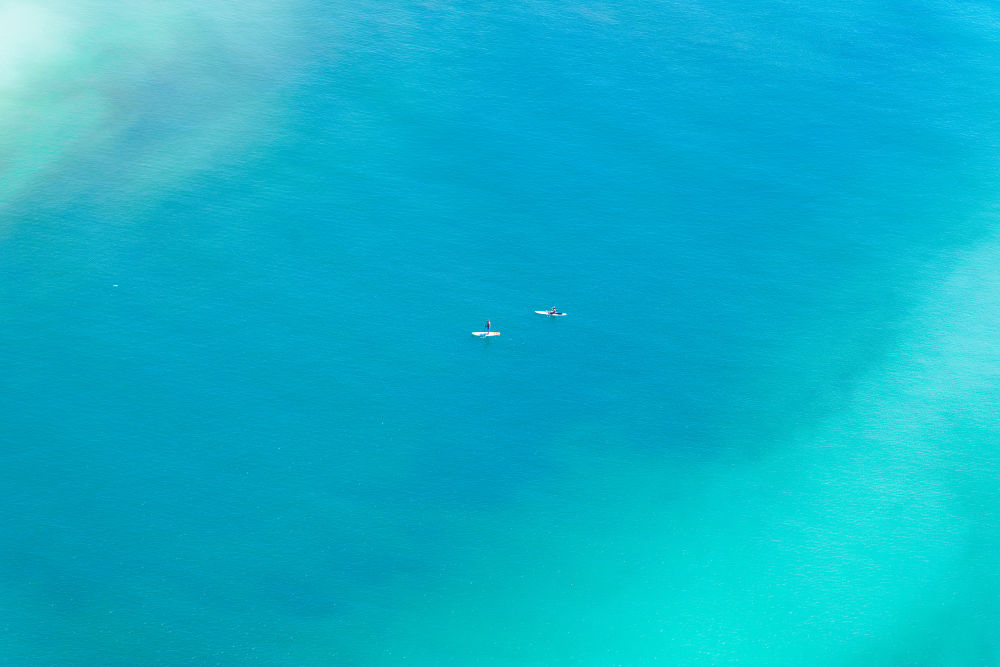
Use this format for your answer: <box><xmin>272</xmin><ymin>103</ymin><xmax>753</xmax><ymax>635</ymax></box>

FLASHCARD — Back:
<box><xmin>534</xmin><ymin>311</ymin><xmax>567</xmax><ymax>316</ymax></box>
<box><xmin>472</xmin><ymin>332</ymin><xmax>501</xmax><ymax>337</ymax></box>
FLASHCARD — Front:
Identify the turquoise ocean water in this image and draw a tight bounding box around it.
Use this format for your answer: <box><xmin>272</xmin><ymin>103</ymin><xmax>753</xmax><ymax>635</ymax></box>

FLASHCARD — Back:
<box><xmin>3</xmin><ymin>1</ymin><xmax>1000</xmax><ymax>664</ymax></box>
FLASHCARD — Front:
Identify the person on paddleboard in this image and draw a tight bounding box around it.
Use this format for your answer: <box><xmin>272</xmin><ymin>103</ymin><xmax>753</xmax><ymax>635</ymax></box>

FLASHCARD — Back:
<box><xmin>486</xmin><ymin>320</ymin><xmax>491</xmax><ymax>333</ymax></box>
<box><xmin>549</xmin><ymin>307</ymin><xmax>558</xmax><ymax>315</ymax></box>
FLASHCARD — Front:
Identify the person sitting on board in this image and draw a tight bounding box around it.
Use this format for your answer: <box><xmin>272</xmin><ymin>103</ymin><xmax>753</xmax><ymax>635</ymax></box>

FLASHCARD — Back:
<box><xmin>549</xmin><ymin>307</ymin><xmax>558</xmax><ymax>314</ymax></box>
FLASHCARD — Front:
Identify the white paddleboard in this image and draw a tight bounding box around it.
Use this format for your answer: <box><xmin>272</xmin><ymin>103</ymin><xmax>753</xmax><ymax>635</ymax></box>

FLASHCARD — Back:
<box><xmin>472</xmin><ymin>332</ymin><xmax>501</xmax><ymax>337</ymax></box>
<box><xmin>534</xmin><ymin>310</ymin><xmax>567</xmax><ymax>316</ymax></box>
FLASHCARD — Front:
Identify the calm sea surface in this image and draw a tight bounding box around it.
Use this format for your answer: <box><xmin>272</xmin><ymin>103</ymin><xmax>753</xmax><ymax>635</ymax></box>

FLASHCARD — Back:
<box><xmin>2</xmin><ymin>1</ymin><xmax>1000</xmax><ymax>664</ymax></box>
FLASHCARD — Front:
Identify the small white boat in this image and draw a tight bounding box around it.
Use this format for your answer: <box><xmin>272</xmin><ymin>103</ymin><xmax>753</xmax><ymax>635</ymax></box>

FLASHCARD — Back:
<box><xmin>534</xmin><ymin>310</ymin><xmax>567</xmax><ymax>317</ymax></box>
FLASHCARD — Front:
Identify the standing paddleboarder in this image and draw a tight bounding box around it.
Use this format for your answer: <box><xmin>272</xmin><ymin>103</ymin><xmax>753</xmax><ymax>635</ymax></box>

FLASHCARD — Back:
<box><xmin>485</xmin><ymin>320</ymin><xmax>491</xmax><ymax>334</ymax></box>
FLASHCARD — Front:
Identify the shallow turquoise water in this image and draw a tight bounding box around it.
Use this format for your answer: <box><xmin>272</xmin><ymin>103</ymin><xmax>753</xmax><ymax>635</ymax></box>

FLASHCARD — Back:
<box><xmin>2</xmin><ymin>1</ymin><xmax>1000</xmax><ymax>664</ymax></box>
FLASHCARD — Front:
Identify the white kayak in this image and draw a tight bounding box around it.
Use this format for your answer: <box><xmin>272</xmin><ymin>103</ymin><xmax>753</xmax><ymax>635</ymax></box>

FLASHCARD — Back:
<box><xmin>472</xmin><ymin>331</ymin><xmax>501</xmax><ymax>337</ymax></box>
<box><xmin>534</xmin><ymin>310</ymin><xmax>567</xmax><ymax>316</ymax></box>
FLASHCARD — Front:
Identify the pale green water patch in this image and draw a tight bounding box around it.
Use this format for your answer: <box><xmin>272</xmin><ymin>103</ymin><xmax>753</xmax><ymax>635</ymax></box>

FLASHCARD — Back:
<box><xmin>0</xmin><ymin>0</ymin><xmax>301</xmax><ymax>219</ymax></box>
